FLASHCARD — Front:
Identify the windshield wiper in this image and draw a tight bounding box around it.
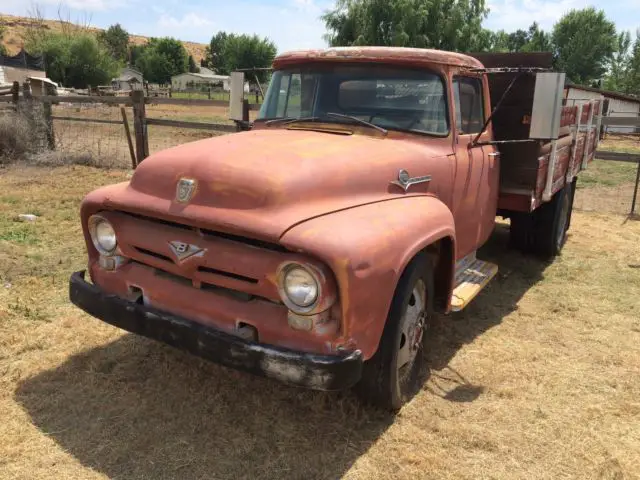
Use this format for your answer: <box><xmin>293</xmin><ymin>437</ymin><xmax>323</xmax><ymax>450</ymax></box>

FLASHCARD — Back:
<box><xmin>326</xmin><ymin>112</ymin><xmax>388</xmax><ymax>135</ymax></box>
<box><xmin>265</xmin><ymin>116</ymin><xmax>322</xmax><ymax>126</ymax></box>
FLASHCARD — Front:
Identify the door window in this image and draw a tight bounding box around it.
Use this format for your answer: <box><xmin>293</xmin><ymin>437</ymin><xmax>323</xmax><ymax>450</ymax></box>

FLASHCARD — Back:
<box><xmin>453</xmin><ymin>77</ymin><xmax>484</xmax><ymax>135</ymax></box>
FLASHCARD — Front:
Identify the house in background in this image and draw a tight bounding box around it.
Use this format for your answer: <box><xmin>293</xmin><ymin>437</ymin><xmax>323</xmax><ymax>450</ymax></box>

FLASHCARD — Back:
<box><xmin>171</xmin><ymin>72</ymin><xmax>231</xmax><ymax>91</ymax></box>
<box><xmin>565</xmin><ymin>84</ymin><xmax>640</xmax><ymax>133</ymax></box>
<box><xmin>112</xmin><ymin>66</ymin><xmax>143</xmax><ymax>91</ymax></box>
<box><xmin>28</xmin><ymin>76</ymin><xmax>58</xmax><ymax>96</ymax></box>
<box><xmin>0</xmin><ymin>49</ymin><xmax>46</xmax><ymax>86</ymax></box>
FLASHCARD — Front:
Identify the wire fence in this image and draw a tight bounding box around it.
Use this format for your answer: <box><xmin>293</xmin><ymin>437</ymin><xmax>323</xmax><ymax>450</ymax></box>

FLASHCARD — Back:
<box><xmin>51</xmin><ymin>102</ymin><xmax>133</xmax><ymax>168</ymax></box>
<box><xmin>145</xmin><ymin>102</ymin><xmax>236</xmax><ymax>154</ymax></box>
<box><xmin>573</xmin><ymin>134</ymin><xmax>640</xmax><ymax>216</ymax></box>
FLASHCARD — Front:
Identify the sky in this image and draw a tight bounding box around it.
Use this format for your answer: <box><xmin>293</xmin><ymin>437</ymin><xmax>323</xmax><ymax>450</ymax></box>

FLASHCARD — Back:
<box><xmin>2</xmin><ymin>0</ymin><xmax>639</xmax><ymax>53</ymax></box>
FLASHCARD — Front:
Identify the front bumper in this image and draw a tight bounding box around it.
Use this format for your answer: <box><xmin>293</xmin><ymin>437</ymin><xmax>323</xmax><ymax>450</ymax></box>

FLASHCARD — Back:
<box><xmin>69</xmin><ymin>271</ymin><xmax>362</xmax><ymax>391</ymax></box>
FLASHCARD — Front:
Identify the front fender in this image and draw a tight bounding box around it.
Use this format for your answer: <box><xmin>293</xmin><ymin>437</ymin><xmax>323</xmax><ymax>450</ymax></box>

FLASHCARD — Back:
<box><xmin>280</xmin><ymin>196</ymin><xmax>456</xmax><ymax>360</ymax></box>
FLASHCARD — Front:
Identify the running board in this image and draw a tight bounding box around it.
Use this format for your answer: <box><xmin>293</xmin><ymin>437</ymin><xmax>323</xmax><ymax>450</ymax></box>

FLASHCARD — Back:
<box><xmin>450</xmin><ymin>253</ymin><xmax>498</xmax><ymax>312</ymax></box>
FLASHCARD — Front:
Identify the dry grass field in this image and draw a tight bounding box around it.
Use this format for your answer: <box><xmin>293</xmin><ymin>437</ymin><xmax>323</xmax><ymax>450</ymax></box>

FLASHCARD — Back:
<box><xmin>0</xmin><ymin>162</ymin><xmax>639</xmax><ymax>480</ymax></box>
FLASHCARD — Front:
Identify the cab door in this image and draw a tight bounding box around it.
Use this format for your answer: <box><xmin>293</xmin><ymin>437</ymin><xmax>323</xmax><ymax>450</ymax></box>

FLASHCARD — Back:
<box><xmin>451</xmin><ymin>76</ymin><xmax>500</xmax><ymax>259</ymax></box>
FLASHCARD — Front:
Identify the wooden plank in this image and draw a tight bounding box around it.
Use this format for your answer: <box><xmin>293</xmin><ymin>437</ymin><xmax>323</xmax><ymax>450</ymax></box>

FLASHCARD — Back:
<box><xmin>600</xmin><ymin>116</ymin><xmax>640</xmax><ymax>127</ymax></box>
<box><xmin>36</xmin><ymin>95</ymin><xmax>133</xmax><ymax>105</ymax></box>
<box><xmin>132</xmin><ymin>90</ymin><xmax>149</xmax><ymax>162</ymax></box>
<box><xmin>148</xmin><ymin>97</ymin><xmax>228</xmax><ymax>107</ymax></box>
<box><xmin>146</xmin><ymin>118</ymin><xmax>237</xmax><ymax>132</ymax></box>
<box><xmin>595</xmin><ymin>150</ymin><xmax>640</xmax><ymax>163</ymax></box>
<box><xmin>120</xmin><ymin>107</ymin><xmax>137</xmax><ymax>169</ymax></box>
<box><xmin>0</xmin><ymin>97</ymin><xmax>15</xmax><ymax>103</ymax></box>
<box><xmin>51</xmin><ymin>115</ymin><xmax>125</xmax><ymax>125</ymax></box>
<box><xmin>147</xmin><ymin>97</ymin><xmax>261</xmax><ymax>110</ymax></box>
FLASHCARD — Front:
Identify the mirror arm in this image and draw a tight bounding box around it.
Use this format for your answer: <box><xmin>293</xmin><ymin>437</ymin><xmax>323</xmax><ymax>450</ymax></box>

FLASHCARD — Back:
<box><xmin>470</xmin><ymin>72</ymin><xmax>527</xmax><ymax>148</ymax></box>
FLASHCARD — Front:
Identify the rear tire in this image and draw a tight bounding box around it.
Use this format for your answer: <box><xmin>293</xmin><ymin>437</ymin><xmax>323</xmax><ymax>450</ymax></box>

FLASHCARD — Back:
<box><xmin>509</xmin><ymin>183</ymin><xmax>573</xmax><ymax>259</ymax></box>
<box><xmin>355</xmin><ymin>253</ymin><xmax>433</xmax><ymax>410</ymax></box>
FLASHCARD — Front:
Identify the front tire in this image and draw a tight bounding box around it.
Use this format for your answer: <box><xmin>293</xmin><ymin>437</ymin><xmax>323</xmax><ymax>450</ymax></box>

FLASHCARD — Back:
<box><xmin>355</xmin><ymin>254</ymin><xmax>433</xmax><ymax>410</ymax></box>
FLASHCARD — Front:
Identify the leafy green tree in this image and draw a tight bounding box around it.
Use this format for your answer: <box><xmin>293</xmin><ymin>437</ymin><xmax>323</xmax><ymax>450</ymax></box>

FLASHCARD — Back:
<box><xmin>0</xmin><ymin>25</ymin><xmax>7</xmax><ymax>55</ymax></box>
<box><xmin>97</xmin><ymin>23</ymin><xmax>129</xmax><ymax>62</ymax></box>
<box><xmin>323</xmin><ymin>0</ymin><xmax>489</xmax><ymax>52</ymax></box>
<box><xmin>205</xmin><ymin>32</ymin><xmax>276</xmax><ymax>83</ymax></box>
<box><xmin>604</xmin><ymin>31</ymin><xmax>631</xmax><ymax>92</ymax></box>
<box><xmin>134</xmin><ymin>37</ymin><xmax>188</xmax><ymax>83</ymax></box>
<box><xmin>487</xmin><ymin>23</ymin><xmax>551</xmax><ymax>53</ymax></box>
<box><xmin>25</xmin><ymin>32</ymin><xmax>119</xmax><ymax>88</ymax></box>
<box><xmin>205</xmin><ymin>31</ymin><xmax>228</xmax><ymax>69</ymax></box>
<box><xmin>625</xmin><ymin>31</ymin><xmax>640</xmax><ymax>96</ymax></box>
<box><xmin>552</xmin><ymin>8</ymin><xmax>617</xmax><ymax>85</ymax></box>
<box><xmin>188</xmin><ymin>55</ymin><xmax>199</xmax><ymax>73</ymax></box>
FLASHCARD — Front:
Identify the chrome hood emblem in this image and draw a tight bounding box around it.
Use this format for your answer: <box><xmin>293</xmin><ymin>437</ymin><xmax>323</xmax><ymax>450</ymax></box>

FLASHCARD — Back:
<box><xmin>176</xmin><ymin>178</ymin><xmax>196</xmax><ymax>203</ymax></box>
<box><xmin>390</xmin><ymin>169</ymin><xmax>432</xmax><ymax>192</ymax></box>
<box><xmin>168</xmin><ymin>241</ymin><xmax>205</xmax><ymax>261</ymax></box>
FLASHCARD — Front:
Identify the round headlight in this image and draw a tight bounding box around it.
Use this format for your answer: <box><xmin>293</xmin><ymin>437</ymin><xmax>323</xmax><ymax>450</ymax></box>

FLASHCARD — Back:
<box><xmin>89</xmin><ymin>216</ymin><xmax>117</xmax><ymax>255</ymax></box>
<box><xmin>283</xmin><ymin>266</ymin><xmax>319</xmax><ymax>308</ymax></box>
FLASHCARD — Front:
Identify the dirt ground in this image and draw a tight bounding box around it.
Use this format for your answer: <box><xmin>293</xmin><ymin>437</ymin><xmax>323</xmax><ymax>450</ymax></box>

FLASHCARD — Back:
<box><xmin>0</xmin><ymin>165</ymin><xmax>639</xmax><ymax>480</ymax></box>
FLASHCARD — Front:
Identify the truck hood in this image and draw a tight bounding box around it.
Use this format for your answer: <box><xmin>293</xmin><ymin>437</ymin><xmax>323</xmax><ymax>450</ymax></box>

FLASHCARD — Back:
<box><xmin>110</xmin><ymin>128</ymin><xmax>446</xmax><ymax>241</ymax></box>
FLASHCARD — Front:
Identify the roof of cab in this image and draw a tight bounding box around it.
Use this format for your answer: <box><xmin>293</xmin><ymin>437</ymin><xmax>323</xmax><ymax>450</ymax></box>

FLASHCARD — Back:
<box><xmin>273</xmin><ymin>47</ymin><xmax>484</xmax><ymax>70</ymax></box>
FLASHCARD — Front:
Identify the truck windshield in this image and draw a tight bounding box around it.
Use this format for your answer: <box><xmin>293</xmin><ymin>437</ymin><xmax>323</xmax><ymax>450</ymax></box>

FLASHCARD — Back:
<box><xmin>257</xmin><ymin>65</ymin><xmax>449</xmax><ymax>136</ymax></box>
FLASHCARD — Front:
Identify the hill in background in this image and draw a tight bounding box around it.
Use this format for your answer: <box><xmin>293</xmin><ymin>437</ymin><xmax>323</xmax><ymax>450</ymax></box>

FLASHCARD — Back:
<box><xmin>0</xmin><ymin>14</ymin><xmax>207</xmax><ymax>63</ymax></box>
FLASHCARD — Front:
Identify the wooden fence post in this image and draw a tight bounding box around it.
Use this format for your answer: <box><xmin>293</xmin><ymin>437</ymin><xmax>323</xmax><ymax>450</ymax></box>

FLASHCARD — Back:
<box><xmin>11</xmin><ymin>81</ymin><xmax>19</xmax><ymax>109</ymax></box>
<box><xmin>131</xmin><ymin>90</ymin><xmax>149</xmax><ymax>162</ymax></box>
<box><xmin>42</xmin><ymin>83</ymin><xmax>56</xmax><ymax>150</ymax></box>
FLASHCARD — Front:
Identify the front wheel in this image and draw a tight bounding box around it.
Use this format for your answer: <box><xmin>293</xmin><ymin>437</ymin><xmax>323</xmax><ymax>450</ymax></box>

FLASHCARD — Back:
<box><xmin>355</xmin><ymin>254</ymin><xmax>433</xmax><ymax>410</ymax></box>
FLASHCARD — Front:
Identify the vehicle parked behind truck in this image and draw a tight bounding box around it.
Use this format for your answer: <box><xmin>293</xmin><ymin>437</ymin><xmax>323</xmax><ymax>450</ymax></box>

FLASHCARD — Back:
<box><xmin>70</xmin><ymin>48</ymin><xmax>600</xmax><ymax>409</ymax></box>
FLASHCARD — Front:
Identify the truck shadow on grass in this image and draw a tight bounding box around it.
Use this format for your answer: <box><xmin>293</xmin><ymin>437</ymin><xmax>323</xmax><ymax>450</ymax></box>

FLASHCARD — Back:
<box><xmin>15</xmin><ymin>223</ymin><xmax>547</xmax><ymax>480</ymax></box>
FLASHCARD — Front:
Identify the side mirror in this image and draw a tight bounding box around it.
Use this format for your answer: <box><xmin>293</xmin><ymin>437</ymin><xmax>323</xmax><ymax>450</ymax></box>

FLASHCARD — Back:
<box><xmin>530</xmin><ymin>72</ymin><xmax>565</xmax><ymax>140</ymax></box>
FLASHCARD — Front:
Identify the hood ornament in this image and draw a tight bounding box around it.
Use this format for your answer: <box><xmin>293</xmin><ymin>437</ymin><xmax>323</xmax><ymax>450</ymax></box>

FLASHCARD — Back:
<box><xmin>176</xmin><ymin>178</ymin><xmax>196</xmax><ymax>203</ymax></box>
<box><xmin>168</xmin><ymin>241</ymin><xmax>205</xmax><ymax>261</ymax></box>
<box><xmin>390</xmin><ymin>169</ymin><xmax>432</xmax><ymax>192</ymax></box>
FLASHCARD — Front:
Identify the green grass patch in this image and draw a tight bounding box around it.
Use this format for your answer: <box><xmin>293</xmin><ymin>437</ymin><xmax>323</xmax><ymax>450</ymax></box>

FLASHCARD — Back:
<box><xmin>578</xmin><ymin>159</ymin><xmax>638</xmax><ymax>189</ymax></box>
<box><xmin>0</xmin><ymin>223</ymin><xmax>40</xmax><ymax>245</ymax></box>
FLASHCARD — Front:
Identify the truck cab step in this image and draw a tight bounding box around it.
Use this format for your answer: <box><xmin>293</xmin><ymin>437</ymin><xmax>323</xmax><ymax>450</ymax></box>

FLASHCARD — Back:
<box><xmin>450</xmin><ymin>253</ymin><xmax>498</xmax><ymax>311</ymax></box>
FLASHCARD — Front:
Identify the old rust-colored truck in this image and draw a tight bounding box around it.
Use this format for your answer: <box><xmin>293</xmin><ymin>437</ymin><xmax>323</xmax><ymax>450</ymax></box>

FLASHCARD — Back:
<box><xmin>70</xmin><ymin>48</ymin><xmax>601</xmax><ymax>409</ymax></box>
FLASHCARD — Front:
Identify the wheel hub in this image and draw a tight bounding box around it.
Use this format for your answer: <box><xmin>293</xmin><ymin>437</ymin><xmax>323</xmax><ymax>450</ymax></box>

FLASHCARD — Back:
<box><xmin>397</xmin><ymin>279</ymin><xmax>427</xmax><ymax>372</ymax></box>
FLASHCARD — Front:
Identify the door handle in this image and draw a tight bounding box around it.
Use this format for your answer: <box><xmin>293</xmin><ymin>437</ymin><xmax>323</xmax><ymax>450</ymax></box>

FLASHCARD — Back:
<box><xmin>488</xmin><ymin>152</ymin><xmax>501</xmax><ymax>157</ymax></box>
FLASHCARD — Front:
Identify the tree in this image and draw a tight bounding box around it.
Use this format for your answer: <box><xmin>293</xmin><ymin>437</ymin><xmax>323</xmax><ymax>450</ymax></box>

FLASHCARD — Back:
<box><xmin>188</xmin><ymin>55</ymin><xmax>199</xmax><ymax>73</ymax></box>
<box><xmin>97</xmin><ymin>23</ymin><xmax>129</xmax><ymax>62</ymax></box>
<box><xmin>204</xmin><ymin>32</ymin><xmax>276</xmax><ymax>83</ymax></box>
<box><xmin>626</xmin><ymin>31</ymin><xmax>640</xmax><ymax>96</ymax></box>
<box><xmin>323</xmin><ymin>0</ymin><xmax>489</xmax><ymax>52</ymax></box>
<box><xmin>604</xmin><ymin>31</ymin><xmax>631</xmax><ymax>92</ymax></box>
<box><xmin>134</xmin><ymin>37</ymin><xmax>188</xmax><ymax>83</ymax></box>
<box><xmin>0</xmin><ymin>25</ymin><xmax>7</xmax><ymax>55</ymax></box>
<box><xmin>487</xmin><ymin>23</ymin><xmax>551</xmax><ymax>53</ymax></box>
<box><xmin>552</xmin><ymin>8</ymin><xmax>617</xmax><ymax>85</ymax></box>
<box><xmin>25</xmin><ymin>31</ymin><xmax>119</xmax><ymax>88</ymax></box>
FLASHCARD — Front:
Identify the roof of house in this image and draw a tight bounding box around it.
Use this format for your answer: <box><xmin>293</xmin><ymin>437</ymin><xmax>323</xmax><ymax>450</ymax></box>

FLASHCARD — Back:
<box><xmin>566</xmin><ymin>83</ymin><xmax>640</xmax><ymax>105</ymax></box>
<box><xmin>274</xmin><ymin>47</ymin><xmax>484</xmax><ymax>69</ymax></box>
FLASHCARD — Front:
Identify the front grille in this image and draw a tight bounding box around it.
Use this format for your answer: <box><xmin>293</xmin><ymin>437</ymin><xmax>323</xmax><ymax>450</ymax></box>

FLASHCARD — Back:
<box><xmin>197</xmin><ymin>265</ymin><xmax>258</xmax><ymax>284</ymax></box>
<box><xmin>134</xmin><ymin>246</ymin><xmax>173</xmax><ymax>263</ymax></box>
<box><xmin>137</xmin><ymin>261</ymin><xmax>276</xmax><ymax>304</ymax></box>
<box><xmin>118</xmin><ymin>211</ymin><xmax>288</xmax><ymax>253</ymax></box>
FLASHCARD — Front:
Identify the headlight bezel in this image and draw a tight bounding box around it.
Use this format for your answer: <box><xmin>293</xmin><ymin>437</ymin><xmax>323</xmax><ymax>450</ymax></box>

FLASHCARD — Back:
<box><xmin>88</xmin><ymin>214</ymin><xmax>118</xmax><ymax>256</ymax></box>
<box><xmin>277</xmin><ymin>263</ymin><xmax>322</xmax><ymax>314</ymax></box>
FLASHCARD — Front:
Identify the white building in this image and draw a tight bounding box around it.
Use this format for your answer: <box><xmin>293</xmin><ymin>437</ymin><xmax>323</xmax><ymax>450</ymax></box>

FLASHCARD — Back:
<box><xmin>112</xmin><ymin>66</ymin><xmax>143</xmax><ymax>91</ymax></box>
<box><xmin>565</xmin><ymin>84</ymin><xmax>640</xmax><ymax>133</ymax></box>
<box><xmin>171</xmin><ymin>72</ymin><xmax>231</xmax><ymax>91</ymax></box>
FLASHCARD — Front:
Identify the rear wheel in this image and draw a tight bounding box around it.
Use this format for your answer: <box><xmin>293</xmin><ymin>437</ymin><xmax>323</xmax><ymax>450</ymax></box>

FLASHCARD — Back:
<box><xmin>509</xmin><ymin>183</ymin><xmax>573</xmax><ymax>259</ymax></box>
<box><xmin>355</xmin><ymin>254</ymin><xmax>433</xmax><ymax>410</ymax></box>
